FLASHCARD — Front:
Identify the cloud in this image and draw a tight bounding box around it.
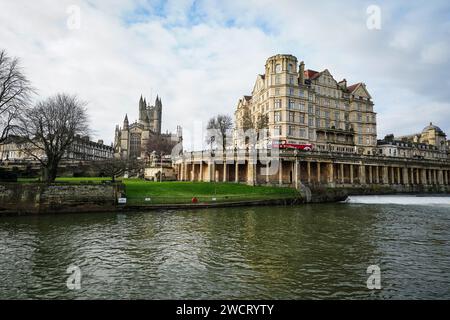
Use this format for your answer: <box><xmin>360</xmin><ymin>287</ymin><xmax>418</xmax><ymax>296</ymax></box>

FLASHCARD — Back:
<box><xmin>1</xmin><ymin>0</ymin><xmax>449</xmax><ymax>147</ymax></box>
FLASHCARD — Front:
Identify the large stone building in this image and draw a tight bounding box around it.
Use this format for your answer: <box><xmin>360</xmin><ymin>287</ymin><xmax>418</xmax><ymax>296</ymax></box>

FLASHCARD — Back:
<box><xmin>234</xmin><ymin>54</ymin><xmax>377</xmax><ymax>155</ymax></box>
<box><xmin>114</xmin><ymin>95</ymin><xmax>183</xmax><ymax>160</ymax></box>
<box><xmin>0</xmin><ymin>135</ymin><xmax>113</xmax><ymax>162</ymax></box>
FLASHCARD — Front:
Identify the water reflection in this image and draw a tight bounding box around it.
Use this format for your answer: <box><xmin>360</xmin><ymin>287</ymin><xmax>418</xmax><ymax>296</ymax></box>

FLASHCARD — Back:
<box><xmin>0</xmin><ymin>201</ymin><xmax>449</xmax><ymax>299</ymax></box>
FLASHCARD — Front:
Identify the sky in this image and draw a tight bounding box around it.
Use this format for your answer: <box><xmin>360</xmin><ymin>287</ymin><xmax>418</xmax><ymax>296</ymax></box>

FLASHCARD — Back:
<box><xmin>1</xmin><ymin>0</ymin><xmax>449</xmax><ymax>149</ymax></box>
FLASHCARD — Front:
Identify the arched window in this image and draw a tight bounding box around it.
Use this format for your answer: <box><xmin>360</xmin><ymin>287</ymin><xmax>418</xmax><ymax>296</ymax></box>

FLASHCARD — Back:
<box><xmin>130</xmin><ymin>133</ymin><xmax>141</xmax><ymax>159</ymax></box>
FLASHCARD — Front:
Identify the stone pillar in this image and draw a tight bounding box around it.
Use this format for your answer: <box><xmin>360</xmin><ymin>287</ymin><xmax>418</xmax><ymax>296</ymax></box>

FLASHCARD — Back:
<box><xmin>350</xmin><ymin>164</ymin><xmax>354</xmax><ymax>184</ymax></box>
<box><xmin>403</xmin><ymin>167</ymin><xmax>409</xmax><ymax>185</ymax></box>
<box><xmin>410</xmin><ymin>168</ymin><xmax>414</xmax><ymax>185</ymax></box>
<box><xmin>317</xmin><ymin>162</ymin><xmax>321</xmax><ymax>184</ymax></box>
<box><xmin>340</xmin><ymin>163</ymin><xmax>344</xmax><ymax>184</ymax></box>
<box><xmin>390</xmin><ymin>167</ymin><xmax>394</xmax><ymax>184</ymax></box>
<box><xmin>247</xmin><ymin>161</ymin><xmax>256</xmax><ymax>186</ymax></box>
<box><xmin>223</xmin><ymin>163</ymin><xmax>228</xmax><ymax>182</ymax></box>
<box><xmin>397</xmin><ymin>167</ymin><xmax>401</xmax><ymax>185</ymax></box>
<box><xmin>266</xmin><ymin>162</ymin><xmax>270</xmax><ymax>184</ymax></box>
<box><xmin>209</xmin><ymin>161</ymin><xmax>216</xmax><ymax>182</ymax></box>
<box><xmin>180</xmin><ymin>163</ymin><xmax>184</xmax><ymax>181</ymax></box>
<box><xmin>200</xmin><ymin>162</ymin><xmax>203</xmax><ymax>181</ymax></box>
<box><xmin>433</xmin><ymin>170</ymin><xmax>437</xmax><ymax>185</ymax></box>
<box><xmin>279</xmin><ymin>159</ymin><xmax>283</xmax><ymax>186</ymax></box>
<box><xmin>359</xmin><ymin>165</ymin><xmax>366</xmax><ymax>185</ymax></box>
<box><xmin>295</xmin><ymin>159</ymin><xmax>301</xmax><ymax>189</ymax></box>
<box><xmin>235</xmin><ymin>163</ymin><xmax>239</xmax><ymax>183</ymax></box>
<box><xmin>421</xmin><ymin>168</ymin><xmax>427</xmax><ymax>185</ymax></box>
<box><xmin>438</xmin><ymin>170</ymin><xmax>444</xmax><ymax>185</ymax></box>
<box><xmin>416</xmin><ymin>168</ymin><xmax>420</xmax><ymax>185</ymax></box>
<box><xmin>307</xmin><ymin>161</ymin><xmax>311</xmax><ymax>184</ymax></box>
<box><xmin>184</xmin><ymin>163</ymin><xmax>188</xmax><ymax>181</ymax></box>
<box><xmin>328</xmin><ymin>163</ymin><xmax>334</xmax><ymax>184</ymax></box>
<box><xmin>383</xmin><ymin>166</ymin><xmax>389</xmax><ymax>185</ymax></box>
<box><xmin>368</xmin><ymin>166</ymin><xmax>373</xmax><ymax>184</ymax></box>
<box><xmin>375</xmin><ymin>166</ymin><xmax>380</xmax><ymax>184</ymax></box>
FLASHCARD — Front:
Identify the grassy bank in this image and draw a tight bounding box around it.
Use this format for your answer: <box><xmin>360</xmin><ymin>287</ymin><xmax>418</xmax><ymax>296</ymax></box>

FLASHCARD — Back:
<box><xmin>15</xmin><ymin>177</ymin><xmax>300</xmax><ymax>205</ymax></box>
<box><xmin>124</xmin><ymin>181</ymin><xmax>300</xmax><ymax>205</ymax></box>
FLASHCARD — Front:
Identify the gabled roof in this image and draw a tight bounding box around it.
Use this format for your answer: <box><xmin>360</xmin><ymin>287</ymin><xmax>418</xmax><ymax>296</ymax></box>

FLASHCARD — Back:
<box><xmin>304</xmin><ymin>69</ymin><xmax>319</xmax><ymax>79</ymax></box>
<box><xmin>347</xmin><ymin>83</ymin><xmax>362</xmax><ymax>93</ymax></box>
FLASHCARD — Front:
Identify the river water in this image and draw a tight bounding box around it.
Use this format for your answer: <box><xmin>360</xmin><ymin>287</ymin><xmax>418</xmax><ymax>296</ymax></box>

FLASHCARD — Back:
<box><xmin>0</xmin><ymin>195</ymin><xmax>449</xmax><ymax>300</ymax></box>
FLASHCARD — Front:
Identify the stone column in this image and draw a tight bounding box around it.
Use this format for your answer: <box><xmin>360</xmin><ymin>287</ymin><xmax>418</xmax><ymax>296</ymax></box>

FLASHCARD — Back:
<box><xmin>235</xmin><ymin>163</ymin><xmax>239</xmax><ymax>183</ymax></box>
<box><xmin>410</xmin><ymin>168</ymin><xmax>414</xmax><ymax>185</ymax></box>
<box><xmin>433</xmin><ymin>170</ymin><xmax>437</xmax><ymax>185</ymax></box>
<box><xmin>403</xmin><ymin>167</ymin><xmax>409</xmax><ymax>185</ymax></box>
<box><xmin>375</xmin><ymin>166</ymin><xmax>380</xmax><ymax>184</ymax></box>
<box><xmin>200</xmin><ymin>162</ymin><xmax>203</xmax><ymax>181</ymax></box>
<box><xmin>359</xmin><ymin>164</ymin><xmax>366</xmax><ymax>185</ymax></box>
<box><xmin>247</xmin><ymin>161</ymin><xmax>256</xmax><ymax>186</ymax></box>
<box><xmin>368</xmin><ymin>166</ymin><xmax>373</xmax><ymax>184</ymax></box>
<box><xmin>383</xmin><ymin>166</ymin><xmax>389</xmax><ymax>185</ymax></box>
<box><xmin>307</xmin><ymin>161</ymin><xmax>311</xmax><ymax>184</ymax></box>
<box><xmin>295</xmin><ymin>159</ymin><xmax>301</xmax><ymax>189</ymax></box>
<box><xmin>421</xmin><ymin>168</ymin><xmax>427</xmax><ymax>186</ymax></box>
<box><xmin>279</xmin><ymin>159</ymin><xmax>283</xmax><ymax>186</ymax></box>
<box><xmin>350</xmin><ymin>164</ymin><xmax>354</xmax><ymax>184</ymax></box>
<box><xmin>317</xmin><ymin>162</ymin><xmax>321</xmax><ymax>184</ymax></box>
<box><xmin>328</xmin><ymin>163</ymin><xmax>334</xmax><ymax>184</ymax></box>
<box><xmin>438</xmin><ymin>170</ymin><xmax>444</xmax><ymax>185</ymax></box>
<box><xmin>390</xmin><ymin>167</ymin><xmax>394</xmax><ymax>184</ymax></box>
<box><xmin>223</xmin><ymin>163</ymin><xmax>228</xmax><ymax>182</ymax></box>
<box><xmin>340</xmin><ymin>163</ymin><xmax>344</xmax><ymax>184</ymax></box>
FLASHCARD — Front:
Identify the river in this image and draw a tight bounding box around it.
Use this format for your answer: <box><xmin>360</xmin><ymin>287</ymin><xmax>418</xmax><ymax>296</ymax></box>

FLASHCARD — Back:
<box><xmin>0</xmin><ymin>195</ymin><xmax>449</xmax><ymax>299</ymax></box>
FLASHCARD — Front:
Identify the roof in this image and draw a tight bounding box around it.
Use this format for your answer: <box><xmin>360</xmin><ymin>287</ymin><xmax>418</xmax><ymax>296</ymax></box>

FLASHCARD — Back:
<box><xmin>422</xmin><ymin>122</ymin><xmax>444</xmax><ymax>134</ymax></box>
<box><xmin>347</xmin><ymin>83</ymin><xmax>362</xmax><ymax>93</ymax></box>
<box><xmin>304</xmin><ymin>69</ymin><xmax>319</xmax><ymax>79</ymax></box>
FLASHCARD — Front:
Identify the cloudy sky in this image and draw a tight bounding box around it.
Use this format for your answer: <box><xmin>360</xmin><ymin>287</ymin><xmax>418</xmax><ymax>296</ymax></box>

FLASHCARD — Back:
<box><xmin>1</xmin><ymin>0</ymin><xmax>449</xmax><ymax>148</ymax></box>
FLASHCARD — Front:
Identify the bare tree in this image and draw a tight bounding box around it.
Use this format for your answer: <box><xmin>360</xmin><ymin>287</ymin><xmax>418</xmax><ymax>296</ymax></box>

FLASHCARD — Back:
<box><xmin>145</xmin><ymin>133</ymin><xmax>177</xmax><ymax>158</ymax></box>
<box><xmin>94</xmin><ymin>158</ymin><xmax>129</xmax><ymax>182</ymax></box>
<box><xmin>0</xmin><ymin>50</ymin><xmax>34</xmax><ymax>143</ymax></box>
<box><xmin>206</xmin><ymin>114</ymin><xmax>233</xmax><ymax>150</ymax></box>
<box><xmin>241</xmin><ymin>108</ymin><xmax>254</xmax><ymax>131</ymax></box>
<box><xmin>18</xmin><ymin>93</ymin><xmax>89</xmax><ymax>182</ymax></box>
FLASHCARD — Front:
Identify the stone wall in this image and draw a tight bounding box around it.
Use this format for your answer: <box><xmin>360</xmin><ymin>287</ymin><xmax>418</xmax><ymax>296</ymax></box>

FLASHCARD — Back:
<box><xmin>0</xmin><ymin>183</ymin><xmax>119</xmax><ymax>214</ymax></box>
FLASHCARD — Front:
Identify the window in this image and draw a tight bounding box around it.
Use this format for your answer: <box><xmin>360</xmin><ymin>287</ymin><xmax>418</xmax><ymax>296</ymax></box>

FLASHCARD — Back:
<box><xmin>275</xmin><ymin>75</ymin><xmax>281</xmax><ymax>85</ymax></box>
<box><xmin>325</xmin><ymin>111</ymin><xmax>330</xmax><ymax>119</ymax></box>
<box><xmin>289</xmin><ymin>100</ymin><xmax>295</xmax><ymax>109</ymax></box>
<box><xmin>275</xmin><ymin>99</ymin><xmax>282</xmax><ymax>109</ymax></box>
<box><xmin>315</xmin><ymin>108</ymin><xmax>320</xmax><ymax>116</ymax></box>
<box><xmin>289</xmin><ymin>111</ymin><xmax>295</xmax><ymax>122</ymax></box>
<box><xmin>275</xmin><ymin>64</ymin><xmax>281</xmax><ymax>73</ymax></box>
<box><xmin>299</xmin><ymin>113</ymin><xmax>305</xmax><ymax>124</ymax></box>
<box><xmin>274</xmin><ymin>125</ymin><xmax>281</xmax><ymax>136</ymax></box>
<box><xmin>308</xmin><ymin>117</ymin><xmax>314</xmax><ymax>126</ymax></box>
<box><xmin>299</xmin><ymin>128</ymin><xmax>306</xmax><ymax>138</ymax></box>
<box><xmin>288</xmin><ymin>63</ymin><xmax>293</xmax><ymax>73</ymax></box>
<box><xmin>288</xmin><ymin>125</ymin><xmax>294</xmax><ymax>136</ymax></box>
<box><xmin>274</xmin><ymin>111</ymin><xmax>281</xmax><ymax>122</ymax></box>
<box><xmin>289</xmin><ymin>87</ymin><xmax>294</xmax><ymax>96</ymax></box>
<box><xmin>308</xmin><ymin>104</ymin><xmax>314</xmax><ymax>114</ymax></box>
<box><xmin>358</xmin><ymin>113</ymin><xmax>362</xmax><ymax>122</ymax></box>
<box><xmin>299</xmin><ymin>90</ymin><xmax>304</xmax><ymax>98</ymax></box>
<box><xmin>335</xmin><ymin>111</ymin><xmax>340</xmax><ymax>121</ymax></box>
<box><xmin>130</xmin><ymin>133</ymin><xmax>141</xmax><ymax>159</ymax></box>
<box><xmin>275</xmin><ymin>88</ymin><xmax>280</xmax><ymax>96</ymax></box>
<box><xmin>289</xmin><ymin>76</ymin><xmax>294</xmax><ymax>85</ymax></box>
<box><xmin>316</xmin><ymin>118</ymin><xmax>321</xmax><ymax>128</ymax></box>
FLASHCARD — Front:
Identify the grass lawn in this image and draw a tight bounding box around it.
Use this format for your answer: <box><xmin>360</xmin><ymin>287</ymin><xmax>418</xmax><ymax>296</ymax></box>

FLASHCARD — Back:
<box><xmin>123</xmin><ymin>181</ymin><xmax>300</xmax><ymax>205</ymax></box>
<box><xmin>15</xmin><ymin>177</ymin><xmax>300</xmax><ymax>205</ymax></box>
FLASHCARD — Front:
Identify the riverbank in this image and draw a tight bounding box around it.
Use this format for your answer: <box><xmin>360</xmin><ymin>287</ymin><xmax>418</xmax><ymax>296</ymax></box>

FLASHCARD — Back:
<box><xmin>0</xmin><ymin>180</ymin><xmax>301</xmax><ymax>215</ymax></box>
<box><xmin>1</xmin><ymin>179</ymin><xmax>449</xmax><ymax>215</ymax></box>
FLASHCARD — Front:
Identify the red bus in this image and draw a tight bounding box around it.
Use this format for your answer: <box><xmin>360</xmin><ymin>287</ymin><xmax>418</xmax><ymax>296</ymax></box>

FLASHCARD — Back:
<box><xmin>272</xmin><ymin>140</ymin><xmax>314</xmax><ymax>151</ymax></box>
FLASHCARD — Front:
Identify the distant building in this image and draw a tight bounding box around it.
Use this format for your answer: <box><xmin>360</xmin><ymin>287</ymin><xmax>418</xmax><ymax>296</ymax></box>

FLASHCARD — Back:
<box><xmin>377</xmin><ymin>123</ymin><xmax>449</xmax><ymax>160</ymax></box>
<box><xmin>234</xmin><ymin>54</ymin><xmax>377</xmax><ymax>155</ymax></box>
<box><xmin>114</xmin><ymin>95</ymin><xmax>183</xmax><ymax>160</ymax></box>
<box><xmin>0</xmin><ymin>135</ymin><xmax>113</xmax><ymax>162</ymax></box>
